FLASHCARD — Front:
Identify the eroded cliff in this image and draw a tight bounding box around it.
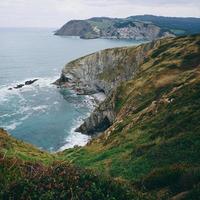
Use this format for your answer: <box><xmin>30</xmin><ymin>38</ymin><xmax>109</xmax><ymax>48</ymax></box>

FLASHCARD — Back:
<box><xmin>60</xmin><ymin>34</ymin><xmax>200</xmax><ymax>200</ymax></box>
<box><xmin>1</xmin><ymin>34</ymin><xmax>200</xmax><ymax>200</ymax></box>
<box><xmin>56</xmin><ymin>40</ymin><xmax>162</xmax><ymax>134</ymax></box>
<box><xmin>57</xmin><ymin>41</ymin><xmax>161</xmax><ymax>94</ymax></box>
<box><xmin>57</xmin><ymin>34</ymin><xmax>200</xmax><ymax>136</ymax></box>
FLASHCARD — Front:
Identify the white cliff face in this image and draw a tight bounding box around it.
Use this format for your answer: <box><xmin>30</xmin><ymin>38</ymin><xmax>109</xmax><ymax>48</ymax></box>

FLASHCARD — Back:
<box><xmin>60</xmin><ymin>42</ymin><xmax>156</xmax><ymax>95</ymax></box>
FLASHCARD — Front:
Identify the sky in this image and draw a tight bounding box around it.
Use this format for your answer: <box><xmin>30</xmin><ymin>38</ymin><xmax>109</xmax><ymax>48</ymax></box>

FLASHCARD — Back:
<box><xmin>0</xmin><ymin>0</ymin><xmax>199</xmax><ymax>28</ymax></box>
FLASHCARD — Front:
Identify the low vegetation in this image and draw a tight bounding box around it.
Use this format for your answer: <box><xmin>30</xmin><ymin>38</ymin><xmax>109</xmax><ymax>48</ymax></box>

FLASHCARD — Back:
<box><xmin>60</xmin><ymin>34</ymin><xmax>200</xmax><ymax>199</ymax></box>
<box><xmin>1</xmin><ymin>34</ymin><xmax>200</xmax><ymax>199</ymax></box>
<box><xmin>0</xmin><ymin>129</ymin><xmax>146</xmax><ymax>199</ymax></box>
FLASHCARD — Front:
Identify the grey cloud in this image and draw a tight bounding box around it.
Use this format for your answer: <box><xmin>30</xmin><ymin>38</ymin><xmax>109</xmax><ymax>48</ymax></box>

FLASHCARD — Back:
<box><xmin>85</xmin><ymin>0</ymin><xmax>200</xmax><ymax>6</ymax></box>
<box><xmin>0</xmin><ymin>0</ymin><xmax>199</xmax><ymax>27</ymax></box>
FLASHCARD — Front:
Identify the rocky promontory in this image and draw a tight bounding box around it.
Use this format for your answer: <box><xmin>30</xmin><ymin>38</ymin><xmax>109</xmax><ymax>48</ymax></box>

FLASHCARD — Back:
<box><xmin>2</xmin><ymin>34</ymin><xmax>200</xmax><ymax>200</ymax></box>
<box><xmin>56</xmin><ymin>41</ymin><xmax>158</xmax><ymax>94</ymax></box>
<box><xmin>55</xmin><ymin>15</ymin><xmax>200</xmax><ymax>40</ymax></box>
<box><xmin>57</xmin><ymin>34</ymin><xmax>200</xmax><ymax>137</ymax></box>
<box><xmin>55</xmin><ymin>39</ymin><xmax>164</xmax><ymax>135</ymax></box>
<box><xmin>55</xmin><ymin>16</ymin><xmax>175</xmax><ymax>40</ymax></box>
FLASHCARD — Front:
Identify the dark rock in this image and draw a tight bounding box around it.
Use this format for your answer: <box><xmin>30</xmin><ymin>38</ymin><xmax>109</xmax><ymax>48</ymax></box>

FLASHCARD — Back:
<box><xmin>53</xmin><ymin>74</ymin><xmax>70</xmax><ymax>85</ymax></box>
<box><xmin>75</xmin><ymin>91</ymin><xmax>116</xmax><ymax>136</ymax></box>
<box><xmin>14</xmin><ymin>84</ymin><xmax>24</xmax><ymax>89</ymax></box>
<box><xmin>76</xmin><ymin>116</ymin><xmax>111</xmax><ymax>135</ymax></box>
<box><xmin>25</xmin><ymin>79</ymin><xmax>38</xmax><ymax>85</ymax></box>
<box><xmin>11</xmin><ymin>79</ymin><xmax>38</xmax><ymax>90</ymax></box>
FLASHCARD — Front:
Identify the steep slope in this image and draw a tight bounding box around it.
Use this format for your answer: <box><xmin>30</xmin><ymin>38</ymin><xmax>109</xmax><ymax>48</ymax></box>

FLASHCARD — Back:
<box><xmin>56</xmin><ymin>41</ymin><xmax>156</xmax><ymax>95</ymax></box>
<box><xmin>59</xmin><ymin>34</ymin><xmax>200</xmax><ymax>199</ymax></box>
<box><xmin>55</xmin><ymin>20</ymin><xmax>98</xmax><ymax>39</ymax></box>
<box><xmin>1</xmin><ymin>34</ymin><xmax>200</xmax><ymax>199</ymax></box>
<box><xmin>0</xmin><ymin>129</ymin><xmax>145</xmax><ymax>200</ymax></box>
<box><xmin>55</xmin><ymin>40</ymin><xmax>161</xmax><ymax>135</ymax></box>
<box><xmin>55</xmin><ymin>16</ymin><xmax>175</xmax><ymax>40</ymax></box>
<box><xmin>55</xmin><ymin>15</ymin><xmax>200</xmax><ymax>40</ymax></box>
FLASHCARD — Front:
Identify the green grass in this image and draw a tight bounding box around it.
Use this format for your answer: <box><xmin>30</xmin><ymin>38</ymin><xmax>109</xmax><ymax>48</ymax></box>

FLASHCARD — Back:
<box><xmin>0</xmin><ymin>130</ymin><xmax>145</xmax><ymax>200</ymax></box>
<box><xmin>1</xmin><ymin>34</ymin><xmax>200</xmax><ymax>199</ymax></box>
<box><xmin>59</xmin><ymin>34</ymin><xmax>200</xmax><ymax>199</ymax></box>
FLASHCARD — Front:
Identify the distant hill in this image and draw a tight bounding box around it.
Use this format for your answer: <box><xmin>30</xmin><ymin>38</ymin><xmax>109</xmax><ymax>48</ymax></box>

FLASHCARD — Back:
<box><xmin>128</xmin><ymin>15</ymin><xmax>200</xmax><ymax>34</ymax></box>
<box><xmin>55</xmin><ymin>15</ymin><xmax>200</xmax><ymax>40</ymax></box>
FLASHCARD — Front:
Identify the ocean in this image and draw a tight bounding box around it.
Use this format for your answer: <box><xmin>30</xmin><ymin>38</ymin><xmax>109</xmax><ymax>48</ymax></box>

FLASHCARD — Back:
<box><xmin>0</xmin><ymin>27</ymin><xmax>144</xmax><ymax>151</ymax></box>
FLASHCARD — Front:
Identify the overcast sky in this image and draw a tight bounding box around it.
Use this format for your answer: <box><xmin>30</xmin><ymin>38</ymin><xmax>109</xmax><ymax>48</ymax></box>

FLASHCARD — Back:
<box><xmin>0</xmin><ymin>0</ymin><xmax>200</xmax><ymax>28</ymax></box>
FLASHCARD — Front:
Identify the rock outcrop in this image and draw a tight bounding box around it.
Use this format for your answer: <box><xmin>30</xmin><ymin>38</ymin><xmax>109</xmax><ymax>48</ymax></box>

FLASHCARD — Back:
<box><xmin>75</xmin><ymin>90</ymin><xmax>117</xmax><ymax>135</ymax></box>
<box><xmin>56</xmin><ymin>39</ymin><xmax>163</xmax><ymax>135</ymax></box>
<box><xmin>9</xmin><ymin>79</ymin><xmax>38</xmax><ymax>90</ymax></box>
<box><xmin>56</xmin><ymin>41</ymin><xmax>157</xmax><ymax>95</ymax></box>
<box><xmin>57</xmin><ymin>34</ymin><xmax>200</xmax><ymax>136</ymax></box>
<box><xmin>60</xmin><ymin>34</ymin><xmax>200</xmax><ymax>200</ymax></box>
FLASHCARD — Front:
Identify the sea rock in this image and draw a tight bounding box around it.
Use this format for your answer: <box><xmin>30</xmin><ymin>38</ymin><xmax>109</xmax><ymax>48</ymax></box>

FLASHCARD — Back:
<box><xmin>14</xmin><ymin>84</ymin><xmax>24</xmax><ymax>89</ymax></box>
<box><xmin>9</xmin><ymin>79</ymin><xmax>39</xmax><ymax>90</ymax></box>
<box><xmin>25</xmin><ymin>79</ymin><xmax>38</xmax><ymax>85</ymax></box>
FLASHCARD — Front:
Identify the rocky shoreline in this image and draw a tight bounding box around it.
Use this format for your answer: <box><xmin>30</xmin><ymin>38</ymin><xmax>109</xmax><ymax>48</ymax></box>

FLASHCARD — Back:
<box><xmin>55</xmin><ymin>40</ymin><xmax>160</xmax><ymax>136</ymax></box>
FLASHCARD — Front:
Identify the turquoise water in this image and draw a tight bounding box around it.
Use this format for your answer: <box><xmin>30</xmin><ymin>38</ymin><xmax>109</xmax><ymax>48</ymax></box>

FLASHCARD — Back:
<box><xmin>0</xmin><ymin>28</ymin><xmax>143</xmax><ymax>151</ymax></box>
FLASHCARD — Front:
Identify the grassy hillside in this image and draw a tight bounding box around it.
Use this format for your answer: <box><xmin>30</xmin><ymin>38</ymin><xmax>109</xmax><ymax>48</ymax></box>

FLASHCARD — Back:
<box><xmin>59</xmin><ymin>34</ymin><xmax>200</xmax><ymax>199</ymax></box>
<box><xmin>1</xmin><ymin>34</ymin><xmax>200</xmax><ymax>199</ymax></box>
<box><xmin>0</xmin><ymin>129</ymin><xmax>145</xmax><ymax>199</ymax></box>
<box><xmin>128</xmin><ymin>15</ymin><xmax>200</xmax><ymax>35</ymax></box>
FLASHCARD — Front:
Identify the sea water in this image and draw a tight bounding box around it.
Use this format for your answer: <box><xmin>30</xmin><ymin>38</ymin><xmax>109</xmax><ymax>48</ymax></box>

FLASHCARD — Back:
<box><xmin>0</xmin><ymin>28</ymin><xmax>144</xmax><ymax>151</ymax></box>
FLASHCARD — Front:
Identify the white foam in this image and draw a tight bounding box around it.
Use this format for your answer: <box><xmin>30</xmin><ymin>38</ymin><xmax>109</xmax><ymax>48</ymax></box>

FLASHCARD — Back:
<box><xmin>59</xmin><ymin>132</ymin><xmax>90</xmax><ymax>151</ymax></box>
<box><xmin>1</xmin><ymin>110</ymin><xmax>33</xmax><ymax>131</ymax></box>
<box><xmin>35</xmin><ymin>76</ymin><xmax>59</xmax><ymax>88</ymax></box>
<box><xmin>0</xmin><ymin>113</ymin><xmax>11</xmax><ymax>118</ymax></box>
<box><xmin>20</xmin><ymin>114</ymin><xmax>31</xmax><ymax>121</ymax></box>
<box><xmin>32</xmin><ymin>105</ymin><xmax>48</xmax><ymax>112</ymax></box>
<box><xmin>58</xmin><ymin>92</ymin><xmax>106</xmax><ymax>151</ymax></box>
<box><xmin>58</xmin><ymin>117</ymin><xmax>91</xmax><ymax>151</ymax></box>
<box><xmin>20</xmin><ymin>106</ymin><xmax>32</xmax><ymax>113</ymax></box>
<box><xmin>0</xmin><ymin>76</ymin><xmax>59</xmax><ymax>103</ymax></box>
<box><xmin>92</xmin><ymin>92</ymin><xmax>106</xmax><ymax>103</ymax></box>
<box><xmin>53</xmin><ymin>101</ymin><xmax>59</xmax><ymax>105</ymax></box>
<box><xmin>0</xmin><ymin>85</ymin><xmax>20</xmax><ymax>103</ymax></box>
<box><xmin>49</xmin><ymin>147</ymin><xmax>54</xmax><ymax>152</ymax></box>
<box><xmin>4</xmin><ymin>121</ymin><xmax>22</xmax><ymax>131</ymax></box>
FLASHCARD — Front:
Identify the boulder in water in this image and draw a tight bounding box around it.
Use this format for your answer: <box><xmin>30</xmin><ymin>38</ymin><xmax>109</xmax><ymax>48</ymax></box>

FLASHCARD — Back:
<box><xmin>25</xmin><ymin>79</ymin><xmax>38</xmax><ymax>85</ymax></box>
<box><xmin>14</xmin><ymin>84</ymin><xmax>24</xmax><ymax>89</ymax></box>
